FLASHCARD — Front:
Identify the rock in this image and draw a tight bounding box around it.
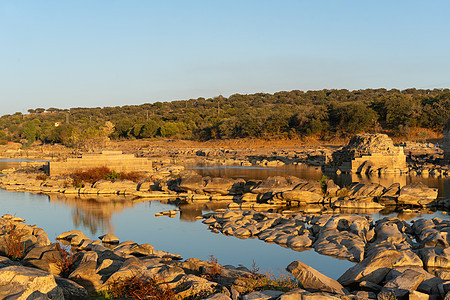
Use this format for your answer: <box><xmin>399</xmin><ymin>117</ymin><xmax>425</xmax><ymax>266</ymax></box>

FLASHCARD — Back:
<box><xmin>69</xmin><ymin>259</ymin><xmax>103</xmax><ymax>293</ymax></box>
<box><xmin>0</xmin><ymin>266</ymin><xmax>63</xmax><ymax>300</ymax></box>
<box><xmin>242</xmin><ymin>290</ymin><xmax>284</xmax><ymax>300</ymax></box>
<box><xmin>380</xmin><ymin>268</ymin><xmax>425</xmax><ymax>298</ymax></box>
<box><xmin>338</xmin><ymin>249</ymin><xmax>410</xmax><ymax>286</ymax></box>
<box><xmin>173</xmin><ymin>274</ymin><xmax>221</xmax><ymax>299</ymax></box>
<box><xmin>251</xmin><ymin>176</ymin><xmax>294</xmax><ymax>194</ymax></box>
<box><xmin>55</xmin><ymin>277</ymin><xmax>90</xmax><ymax>300</ymax></box>
<box><xmin>419</xmin><ymin>247</ymin><xmax>450</xmax><ymax>269</ymax></box>
<box><xmin>286</xmin><ymin>261</ymin><xmax>347</xmax><ymax>295</ymax></box>
<box><xmin>99</xmin><ymin>233</ymin><xmax>119</xmax><ymax>244</ymax></box>
<box><xmin>382</xmin><ymin>183</ymin><xmax>401</xmax><ymax>197</ymax></box>
<box><xmin>179</xmin><ymin>174</ymin><xmax>206</xmax><ymax>193</ymax></box>
<box><xmin>205</xmin><ymin>293</ymin><xmax>233</xmax><ymax>300</ymax></box>
<box><xmin>397</xmin><ymin>182</ymin><xmax>438</xmax><ymax>206</ymax></box>
<box><xmin>204</xmin><ymin>177</ymin><xmax>245</xmax><ymax>195</ymax></box>
<box><xmin>409</xmin><ymin>290</ymin><xmax>430</xmax><ymax>300</ymax></box>
<box><xmin>278</xmin><ymin>190</ymin><xmax>323</xmax><ymax>204</ymax></box>
<box><xmin>278</xmin><ymin>288</ymin><xmax>306</xmax><ymax>299</ymax></box>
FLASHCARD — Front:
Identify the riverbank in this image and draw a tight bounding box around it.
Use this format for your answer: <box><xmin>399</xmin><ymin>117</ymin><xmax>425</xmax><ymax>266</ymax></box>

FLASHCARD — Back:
<box><xmin>1</xmin><ymin>212</ymin><xmax>450</xmax><ymax>299</ymax></box>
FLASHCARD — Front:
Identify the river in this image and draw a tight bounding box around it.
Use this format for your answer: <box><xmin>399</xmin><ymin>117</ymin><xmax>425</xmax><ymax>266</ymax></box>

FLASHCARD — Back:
<box><xmin>0</xmin><ymin>160</ymin><xmax>448</xmax><ymax>280</ymax></box>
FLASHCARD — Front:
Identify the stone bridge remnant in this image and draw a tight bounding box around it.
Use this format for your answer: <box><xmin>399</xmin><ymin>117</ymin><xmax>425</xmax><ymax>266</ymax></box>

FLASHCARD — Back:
<box><xmin>46</xmin><ymin>151</ymin><xmax>152</xmax><ymax>176</ymax></box>
<box><xmin>324</xmin><ymin>134</ymin><xmax>407</xmax><ymax>174</ymax></box>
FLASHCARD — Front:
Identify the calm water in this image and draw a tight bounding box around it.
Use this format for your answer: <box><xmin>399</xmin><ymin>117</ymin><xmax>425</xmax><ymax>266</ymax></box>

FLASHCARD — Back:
<box><xmin>0</xmin><ymin>161</ymin><xmax>449</xmax><ymax>280</ymax></box>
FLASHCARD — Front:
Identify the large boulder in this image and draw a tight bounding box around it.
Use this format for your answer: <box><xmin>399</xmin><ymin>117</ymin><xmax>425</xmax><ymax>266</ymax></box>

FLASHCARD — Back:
<box><xmin>0</xmin><ymin>266</ymin><xmax>63</xmax><ymax>300</ymax></box>
<box><xmin>338</xmin><ymin>249</ymin><xmax>421</xmax><ymax>286</ymax></box>
<box><xmin>204</xmin><ymin>177</ymin><xmax>245</xmax><ymax>195</ymax></box>
<box><xmin>179</xmin><ymin>175</ymin><xmax>206</xmax><ymax>193</ymax></box>
<box><xmin>286</xmin><ymin>261</ymin><xmax>347</xmax><ymax>295</ymax></box>
<box><xmin>397</xmin><ymin>182</ymin><xmax>438</xmax><ymax>206</ymax></box>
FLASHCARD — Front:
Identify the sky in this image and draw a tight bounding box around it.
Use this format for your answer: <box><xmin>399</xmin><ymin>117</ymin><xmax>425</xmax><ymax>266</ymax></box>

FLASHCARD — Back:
<box><xmin>1</xmin><ymin>1</ymin><xmax>450</xmax><ymax>116</ymax></box>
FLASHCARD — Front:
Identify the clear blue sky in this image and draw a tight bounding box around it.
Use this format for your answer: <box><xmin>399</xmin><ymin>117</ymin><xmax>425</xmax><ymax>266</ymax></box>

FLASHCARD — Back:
<box><xmin>1</xmin><ymin>1</ymin><xmax>449</xmax><ymax>116</ymax></box>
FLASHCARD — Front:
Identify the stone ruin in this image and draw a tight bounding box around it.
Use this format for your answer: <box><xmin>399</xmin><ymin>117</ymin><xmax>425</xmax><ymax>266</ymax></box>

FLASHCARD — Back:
<box><xmin>324</xmin><ymin>133</ymin><xmax>407</xmax><ymax>174</ymax></box>
<box><xmin>444</xmin><ymin>118</ymin><xmax>450</xmax><ymax>163</ymax></box>
<box><xmin>46</xmin><ymin>150</ymin><xmax>152</xmax><ymax>176</ymax></box>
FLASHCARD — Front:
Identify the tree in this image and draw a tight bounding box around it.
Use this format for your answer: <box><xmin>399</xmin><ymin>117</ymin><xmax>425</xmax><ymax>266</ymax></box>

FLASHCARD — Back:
<box><xmin>140</xmin><ymin>120</ymin><xmax>159</xmax><ymax>138</ymax></box>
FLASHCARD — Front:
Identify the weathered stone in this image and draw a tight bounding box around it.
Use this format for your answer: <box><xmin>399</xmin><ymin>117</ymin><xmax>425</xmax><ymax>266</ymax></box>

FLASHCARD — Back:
<box><xmin>99</xmin><ymin>233</ymin><xmax>119</xmax><ymax>244</ymax></box>
<box><xmin>204</xmin><ymin>293</ymin><xmax>233</xmax><ymax>300</ymax></box>
<box><xmin>242</xmin><ymin>290</ymin><xmax>284</xmax><ymax>300</ymax></box>
<box><xmin>397</xmin><ymin>182</ymin><xmax>438</xmax><ymax>206</ymax></box>
<box><xmin>286</xmin><ymin>261</ymin><xmax>347</xmax><ymax>295</ymax></box>
<box><xmin>419</xmin><ymin>247</ymin><xmax>450</xmax><ymax>269</ymax></box>
<box><xmin>204</xmin><ymin>177</ymin><xmax>245</xmax><ymax>195</ymax></box>
<box><xmin>0</xmin><ymin>266</ymin><xmax>62</xmax><ymax>300</ymax></box>
<box><xmin>278</xmin><ymin>190</ymin><xmax>323</xmax><ymax>204</ymax></box>
<box><xmin>69</xmin><ymin>260</ymin><xmax>103</xmax><ymax>293</ymax></box>
<box><xmin>179</xmin><ymin>174</ymin><xmax>206</xmax><ymax>193</ymax></box>
<box><xmin>251</xmin><ymin>176</ymin><xmax>294</xmax><ymax>194</ymax></box>
<box><xmin>380</xmin><ymin>268</ymin><xmax>425</xmax><ymax>298</ymax></box>
<box><xmin>55</xmin><ymin>277</ymin><xmax>90</xmax><ymax>300</ymax></box>
<box><xmin>338</xmin><ymin>249</ymin><xmax>408</xmax><ymax>286</ymax></box>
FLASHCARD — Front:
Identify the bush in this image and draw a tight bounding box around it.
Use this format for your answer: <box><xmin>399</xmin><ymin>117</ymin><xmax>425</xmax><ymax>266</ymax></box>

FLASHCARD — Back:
<box><xmin>4</xmin><ymin>224</ymin><xmax>30</xmax><ymax>261</ymax></box>
<box><xmin>71</xmin><ymin>167</ymin><xmax>147</xmax><ymax>187</ymax></box>
<box><xmin>54</xmin><ymin>242</ymin><xmax>76</xmax><ymax>277</ymax></box>
<box><xmin>106</xmin><ymin>273</ymin><xmax>175</xmax><ymax>300</ymax></box>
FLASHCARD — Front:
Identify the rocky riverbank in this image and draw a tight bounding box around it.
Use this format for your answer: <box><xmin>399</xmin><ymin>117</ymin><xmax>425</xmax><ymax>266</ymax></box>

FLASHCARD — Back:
<box><xmin>1</xmin><ymin>213</ymin><xmax>450</xmax><ymax>299</ymax></box>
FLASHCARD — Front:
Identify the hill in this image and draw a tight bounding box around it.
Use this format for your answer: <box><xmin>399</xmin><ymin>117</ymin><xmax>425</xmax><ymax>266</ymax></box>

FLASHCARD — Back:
<box><xmin>0</xmin><ymin>88</ymin><xmax>448</xmax><ymax>148</ymax></box>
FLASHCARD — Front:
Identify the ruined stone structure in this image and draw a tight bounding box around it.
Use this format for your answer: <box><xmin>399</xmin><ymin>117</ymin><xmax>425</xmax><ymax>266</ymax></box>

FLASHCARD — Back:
<box><xmin>325</xmin><ymin>134</ymin><xmax>407</xmax><ymax>174</ymax></box>
<box><xmin>444</xmin><ymin>119</ymin><xmax>450</xmax><ymax>163</ymax></box>
<box><xmin>47</xmin><ymin>151</ymin><xmax>152</xmax><ymax>176</ymax></box>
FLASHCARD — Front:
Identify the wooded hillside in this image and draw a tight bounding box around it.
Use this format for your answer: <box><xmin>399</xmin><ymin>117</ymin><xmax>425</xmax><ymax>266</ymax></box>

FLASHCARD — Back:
<box><xmin>0</xmin><ymin>88</ymin><xmax>449</xmax><ymax>147</ymax></box>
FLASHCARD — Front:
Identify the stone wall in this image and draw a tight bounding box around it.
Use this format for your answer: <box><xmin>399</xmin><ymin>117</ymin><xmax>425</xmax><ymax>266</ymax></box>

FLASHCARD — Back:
<box><xmin>444</xmin><ymin>119</ymin><xmax>450</xmax><ymax>162</ymax></box>
<box><xmin>47</xmin><ymin>151</ymin><xmax>152</xmax><ymax>176</ymax></box>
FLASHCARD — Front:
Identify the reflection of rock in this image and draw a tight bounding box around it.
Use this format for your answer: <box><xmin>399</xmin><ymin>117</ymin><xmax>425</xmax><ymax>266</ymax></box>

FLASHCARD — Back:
<box><xmin>179</xmin><ymin>202</ymin><xmax>230</xmax><ymax>222</ymax></box>
<box><xmin>325</xmin><ymin>134</ymin><xmax>407</xmax><ymax>174</ymax></box>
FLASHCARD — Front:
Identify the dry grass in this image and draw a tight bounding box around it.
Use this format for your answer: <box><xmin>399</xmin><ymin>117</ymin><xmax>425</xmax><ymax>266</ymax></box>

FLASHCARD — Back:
<box><xmin>54</xmin><ymin>242</ymin><xmax>76</xmax><ymax>277</ymax></box>
<box><xmin>244</xmin><ymin>269</ymin><xmax>300</xmax><ymax>292</ymax></box>
<box><xmin>106</xmin><ymin>273</ymin><xmax>175</xmax><ymax>300</ymax></box>
<box><xmin>203</xmin><ymin>255</ymin><xmax>222</xmax><ymax>280</ymax></box>
<box><xmin>4</xmin><ymin>224</ymin><xmax>29</xmax><ymax>261</ymax></box>
<box><xmin>377</xmin><ymin>291</ymin><xmax>397</xmax><ymax>300</ymax></box>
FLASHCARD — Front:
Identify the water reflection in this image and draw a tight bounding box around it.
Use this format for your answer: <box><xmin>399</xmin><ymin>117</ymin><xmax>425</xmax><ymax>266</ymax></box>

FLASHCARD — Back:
<box><xmin>47</xmin><ymin>193</ymin><xmax>137</xmax><ymax>235</ymax></box>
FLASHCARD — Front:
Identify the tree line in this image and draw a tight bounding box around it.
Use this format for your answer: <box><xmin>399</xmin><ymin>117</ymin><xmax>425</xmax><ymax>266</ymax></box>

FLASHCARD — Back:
<box><xmin>0</xmin><ymin>88</ymin><xmax>449</xmax><ymax>147</ymax></box>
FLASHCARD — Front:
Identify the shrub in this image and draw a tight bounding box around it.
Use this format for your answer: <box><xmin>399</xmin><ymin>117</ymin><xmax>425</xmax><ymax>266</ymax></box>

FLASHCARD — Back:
<box><xmin>36</xmin><ymin>173</ymin><xmax>48</xmax><ymax>181</ymax></box>
<box><xmin>72</xmin><ymin>166</ymin><xmax>112</xmax><ymax>186</ymax></box>
<box><xmin>120</xmin><ymin>171</ymin><xmax>146</xmax><ymax>182</ymax></box>
<box><xmin>54</xmin><ymin>242</ymin><xmax>76</xmax><ymax>277</ymax></box>
<box><xmin>202</xmin><ymin>255</ymin><xmax>222</xmax><ymax>280</ymax></box>
<box><xmin>106</xmin><ymin>273</ymin><xmax>175</xmax><ymax>300</ymax></box>
<box><xmin>4</xmin><ymin>224</ymin><xmax>30</xmax><ymax>261</ymax></box>
<box><xmin>71</xmin><ymin>167</ymin><xmax>146</xmax><ymax>186</ymax></box>
<box><xmin>244</xmin><ymin>269</ymin><xmax>300</xmax><ymax>292</ymax></box>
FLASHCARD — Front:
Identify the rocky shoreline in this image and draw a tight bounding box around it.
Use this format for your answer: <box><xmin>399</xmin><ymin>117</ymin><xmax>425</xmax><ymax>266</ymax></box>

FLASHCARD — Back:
<box><xmin>1</xmin><ymin>211</ymin><xmax>450</xmax><ymax>299</ymax></box>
